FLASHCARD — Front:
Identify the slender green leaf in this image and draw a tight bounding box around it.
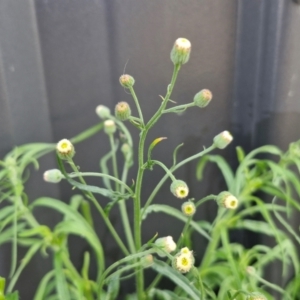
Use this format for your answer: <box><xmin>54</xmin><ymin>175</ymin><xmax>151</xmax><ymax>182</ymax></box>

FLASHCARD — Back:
<box><xmin>151</xmin><ymin>260</ymin><xmax>201</xmax><ymax>300</ymax></box>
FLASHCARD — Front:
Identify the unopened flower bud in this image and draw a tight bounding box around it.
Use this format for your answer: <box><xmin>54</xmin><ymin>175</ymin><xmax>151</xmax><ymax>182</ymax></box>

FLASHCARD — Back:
<box><xmin>213</xmin><ymin>131</ymin><xmax>233</xmax><ymax>149</ymax></box>
<box><xmin>95</xmin><ymin>105</ymin><xmax>111</xmax><ymax>119</ymax></box>
<box><xmin>56</xmin><ymin>139</ymin><xmax>75</xmax><ymax>160</ymax></box>
<box><xmin>246</xmin><ymin>266</ymin><xmax>256</xmax><ymax>275</ymax></box>
<box><xmin>247</xmin><ymin>292</ymin><xmax>267</xmax><ymax>300</ymax></box>
<box><xmin>193</xmin><ymin>89</ymin><xmax>213</xmax><ymax>108</ymax></box>
<box><xmin>121</xmin><ymin>143</ymin><xmax>132</xmax><ymax>162</ymax></box>
<box><xmin>217</xmin><ymin>191</ymin><xmax>238</xmax><ymax>209</ymax></box>
<box><xmin>154</xmin><ymin>236</ymin><xmax>176</xmax><ymax>257</ymax></box>
<box><xmin>119</xmin><ymin>74</ymin><xmax>135</xmax><ymax>89</ymax></box>
<box><xmin>43</xmin><ymin>169</ymin><xmax>63</xmax><ymax>183</ymax></box>
<box><xmin>115</xmin><ymin>101</ymin><xmax>131</xmax><ymax>121</ymax></box>
<box><xmin>141</xmin><ymin>254</ymin><xmax>153</xmax><ymax>268</ymax></box>
<box><xmin>180</xmin><ymin>247</ymin><xmax>193</xmax><ymax>256</ymax></box>
<box><xmin>181</xmin><ymin>201</ymin><xmax>196</xmax><ymax>217</ymax></box>
<box><xmin>172</xmin><ymin>247</ymin><xmax>195</xmax><ymax>273</ymax></box>
<box><xmin>104</xmin><ymin>120</ymin><xmax>116</xmax><ymax>135</ymax></box>
<box><xmin>170</xmin><ymin>180</ymin><xmax>189</xmax><ymax>199</ymax></box>
<box><xmin>170</xmin><ymin>38</ymin><xmax>191</xmax><ymax>65</ymax></box>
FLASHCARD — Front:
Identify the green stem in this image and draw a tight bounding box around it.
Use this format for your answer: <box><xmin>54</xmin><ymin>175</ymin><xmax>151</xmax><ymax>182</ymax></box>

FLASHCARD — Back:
<box><xmin>195</xmin><ymin>195</ymin><xmax>217</xmax><ymax>208</ymax></box>
<box><xmin>162</xmin><ymin>102</ymin><xmax>195</xmax><ymax>114</ymax></box>
<box><xmin>220</xmin><ymin>229</ymin><xmax>242</xmax><ymax>288</ymax></box>
<box><xmin>134</xmin><ymin>64</ymin><xmax>181</xmax><ymax>299</ymax></box>
<box><xmin>99</xmin><ymin>249</ymin><xmax>155</xmax><ymax>292</ymax></box>
<box><xmin>67</xmin><ymin>159</ymin><xmax>130</xmax><ymax>256</ymax></box>
<box><xmin>199</xmin><ymin>222</ymin><xmax>222</xmax><ymax>271</ymax></box>
<box><xmin>68</xmin><ymin>172</ymin><xmax>133</xmax><ymax>195</ymax></box>
<box><xmin>129</xmin><ymin>86</ymin><xmax>144</xmax><ymax>125</ymax></box>
<box><xmin>146</xmin><ymin>64</ymin><xmax>181</xmax><ymax>130</ymax></box>
<box><xmin>109</xmin><ymin>134</ymin><xmax>119</xmax><ymax>191</ymax></box>
<box><xmin>118</xmin><ymin>165</ymin><xmax>136</xmax><ymax>253</ymax></box>
<box><xmin>134</xmin><ymin>130</ymin><xmax>147</xmax><ymax>299</ymax></box>
<box><xmin>142</xmin><ymin>144</ymin><xmax>216</xmax><ymax>218</ymax></box>
<box><xmin>150</xmin><ymin>160</ymin><xmax>176</xmax><ymax>181</ymax></box>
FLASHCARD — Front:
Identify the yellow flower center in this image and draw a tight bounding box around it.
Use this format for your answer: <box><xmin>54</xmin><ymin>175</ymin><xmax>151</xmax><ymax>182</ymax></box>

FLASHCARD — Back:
<box><xmin>181</xmin><ymin>257</ymin><xmax>189</xmax><ymax>266</ymax></box>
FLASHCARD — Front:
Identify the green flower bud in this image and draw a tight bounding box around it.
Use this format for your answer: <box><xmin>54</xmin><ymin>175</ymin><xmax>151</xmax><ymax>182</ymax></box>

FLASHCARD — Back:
<box><xmin>193</xmin><ymin>89</ymin><xmax>213</xmax><ymax>108</ymax></box>
<box><xmin>247</xmin><ymin>292</ymin><xmax>267</xmax><ymax>300</ymax></box>
<box><xmin>217</xmin><ymin>191</ymin><xmax>238</xmax><ymax>209</ymax></box>
<box><xmin>104</xmin><ymin>119</ymin><xmax>116</xmax><ymax>135</ymax></box>
<box><xmin>121</xmin><ymin>143</ymin><xmax>132</xmax><ymax>163</ymax></box>
<box><xmin>119</xmin><ymin>74</ymin><xmax>135</xmax><ymax>89</ymax></box>
<box><xmin>56</xmin><ymin>139</ymin><xmax>75</xmax><ymax>160</ymax></box>
<box><xmin>43</xmin><ymin>169</ymin><xmax>63</xmax><ymax>183</ymax></box>
<box><xmin>181</xmin><ymin>201</ymin><xmax>196</xmax><ymax>216</ymax></box>
<box><xmin>213</xmin><ymin>131</ymin><xmax>233</xmax><ymax>149</ymax></box>
<box><xmin>170</xmin><ymin>180</ymin><xmax>189</xmax><ymax>199</ymax></box>
<box><xmin>154</xmin><ymin>236</ymin><xmax>177</xmax><ymax>257</ymax></box>
<box><xmin>141</xmin><ymin>254</ymin><xmax>153</xmax><ymax>268</ymax></box>
<box><xmin>170</xmin><ymin>38</ymin><xmax>191</xmax><ymax>65</ymax></box>
<box><xmin>115</xmin><ymin>101</ymin><xmax>131</xmax><ymax>121</ymax></box>
<box><xmin>95</xmin><ymin>105</ymin><xmax>111</xmax><ymax>119</ymax></box>
<box><xmin>172</xmin><ymin>248</ymin><xmax>195</xmax><ymax>274</ymax></box>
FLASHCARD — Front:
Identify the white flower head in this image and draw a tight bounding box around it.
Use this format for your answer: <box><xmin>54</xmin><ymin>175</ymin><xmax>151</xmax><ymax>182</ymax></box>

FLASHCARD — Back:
<box><xmin>170</xmin><ymin>180</ymin><xmax>189</xmax><ymax>199</ymax></box>
<box><xmin>56</xmin><ymin>139</ymin><xmax>75</xmax><ymax>160</ymax></box>
<box><xmin>217</xmin><ymin>191</ymin><xmax>239</xmax><ymax>210</ymax></box>
<box><xmin>172</xmin><ymin>248</ymin><xmax>195</xmax><ymax>274</ymax></box>
<box><xmin>181</xmin><ymin>201</ymin><xmax>196</xmax><ymax>216</ymax></box>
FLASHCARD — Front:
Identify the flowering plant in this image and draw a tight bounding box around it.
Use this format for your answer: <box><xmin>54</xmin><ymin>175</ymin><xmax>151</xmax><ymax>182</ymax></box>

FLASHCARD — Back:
<box><xmin>0</xmin><ymin>38</ymin><xmax>299</xmax><ymax>300</ymax></box>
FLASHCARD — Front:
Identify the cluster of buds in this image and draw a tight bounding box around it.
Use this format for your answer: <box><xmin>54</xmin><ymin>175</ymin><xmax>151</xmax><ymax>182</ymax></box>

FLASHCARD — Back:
<box><xmin>170</xmin><ymin>180</ymin><xmax>189</xmax><ymax>199</ymax></box>
<box><xmin>154</xmin><ymin>236</ymin><xmax>177</xmax><ymax>257</ymax></box>
<box><xmin>217</xmin><ymin>191</ymin><xmax>239</xmax><ymax>209</ymax></box>
<box><xmin>172</xmin><ymin>247</ymin><xmax>195</xmax><ymax>273</ymax></box>
<box><xmin>181</xmin><ymin>201</ymin><xmax>196</xmax><ymax>217</ymax></box>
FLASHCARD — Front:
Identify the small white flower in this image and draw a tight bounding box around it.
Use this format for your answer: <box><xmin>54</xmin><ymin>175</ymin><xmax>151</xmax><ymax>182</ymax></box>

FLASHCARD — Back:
<box><xmin>170</xmin><ymin>180</ymin><xmax>189</xmax><ymax>199</ymax></box>
<box><xmin>172</xmin><ymin>248</ymin><xmax>195</xmax><ymax>274</ymax></box>
<box><xmin>56</xmin><ymin>139</ymin><xmax>75</xmax><ymax>159</ymax></box>
<box><xmin>181</xmin><ymin>201</ymin><xmax>196</xmax><ymax>216</ymax></box>
<box><xmin>217</xmin><ymin>191</ymin><xmax>239</xmax><ymax>210</ymax></box>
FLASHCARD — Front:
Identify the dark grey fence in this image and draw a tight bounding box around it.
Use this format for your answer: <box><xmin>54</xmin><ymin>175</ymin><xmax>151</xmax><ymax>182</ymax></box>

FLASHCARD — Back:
<box><xmin>0</xmin><ymin>0</ymin><xmax>299</xmax><ymax>298</ymax></box>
